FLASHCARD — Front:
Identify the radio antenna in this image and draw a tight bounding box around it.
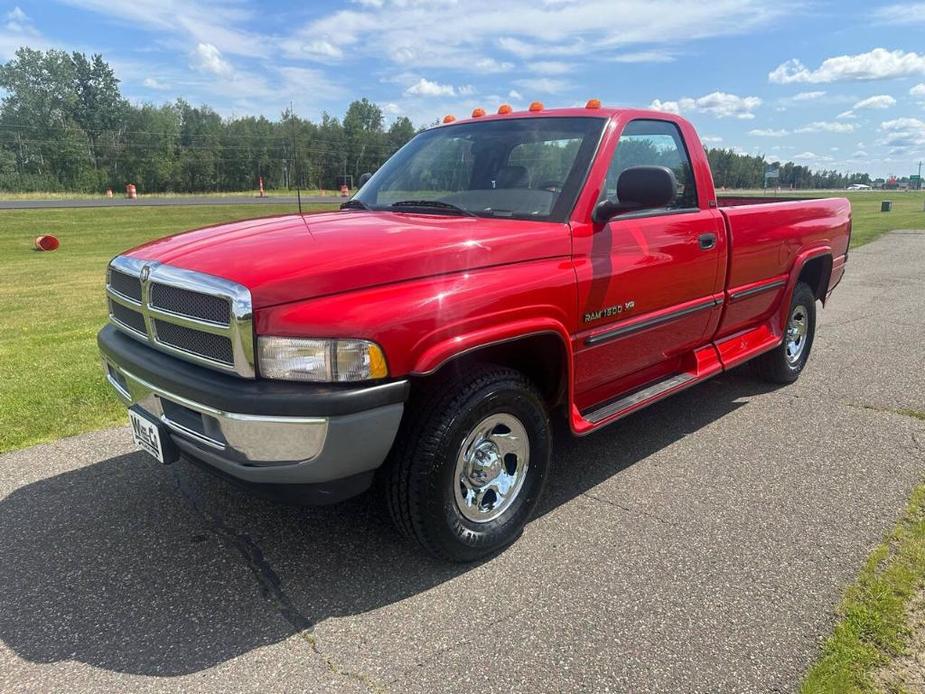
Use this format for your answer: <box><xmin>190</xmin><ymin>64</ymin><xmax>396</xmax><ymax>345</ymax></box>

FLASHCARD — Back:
<box><xmin>297</xmin><ymin>187</ymin><xmax>302</xmax><ymax>215</ymax></box>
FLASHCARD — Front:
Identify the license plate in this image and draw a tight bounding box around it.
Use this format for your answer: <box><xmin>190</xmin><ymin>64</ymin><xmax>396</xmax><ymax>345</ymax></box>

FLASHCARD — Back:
<box><xmin>129</xmin><ymin>409</ymin><xmax>165</xmax><ymax>463</ymax></box>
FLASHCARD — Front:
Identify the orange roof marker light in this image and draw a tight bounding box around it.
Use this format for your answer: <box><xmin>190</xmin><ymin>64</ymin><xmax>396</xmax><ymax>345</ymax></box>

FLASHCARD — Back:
<box><xmin>442</xmin><ymin>114</ymin><xmax>456</xmax><ymax>124</ymax></box>
<box><xmin>471</xmin><ymin>107</ymin><xmax>486</xmax><ymax>118</ymax></box>
<box><xmin>585</xmin><ymin>98</ymin><xmax>602</xmax><ymax>109</ymax></box>
<box><xmin>529</xmin><ymin>101</ymin><xmax>544</xmax><ymax>111</ymax></box>
<box><xmin>497</xmin><ymin>104</ymin><xmax>513</xmax><ymax>114</ymax></box>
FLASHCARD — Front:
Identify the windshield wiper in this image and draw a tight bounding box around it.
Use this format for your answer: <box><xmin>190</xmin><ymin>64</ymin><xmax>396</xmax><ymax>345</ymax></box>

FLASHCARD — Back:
<box><xmin>340</xmin><ymin>198</ymin><xmax>371</xmax><ymax>211</ymax></box>
<box><xmin>388</xmin><ymin>199</ymin><xmax>477</xmax><ymax>217</ymax></box>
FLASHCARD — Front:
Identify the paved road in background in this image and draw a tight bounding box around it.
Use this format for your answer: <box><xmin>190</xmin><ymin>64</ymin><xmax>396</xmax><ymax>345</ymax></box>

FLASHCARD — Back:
<box><xmin>0</xmin><ymin>195</ymin><xmax>336</xmax><ymax>209</ymax></box>
<box><xmin>1</xmin><ymin>232</ymin><xmax>923</xmax><ymax>692</ymax></box>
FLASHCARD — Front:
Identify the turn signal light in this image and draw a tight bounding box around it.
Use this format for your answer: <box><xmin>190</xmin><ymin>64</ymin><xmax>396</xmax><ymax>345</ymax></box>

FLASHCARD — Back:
<box><xmin>497</xmin><ymin>104</ymin><xmax>513</xmax><ymax>114</ymax></box>
<box><xmin>471</xmin><ymin>107</ymin><xmax>486</xmax><ymax>118</ymax></box>
<box><xmin>528</xmin><ymin>101</ymin><xmax>544</xmax><ymax>111</ymax></box>
<box><xmin>585</xmin><ymin>98</ymin><xmax>601</xmax><ymax>109</ymax></box>
<box><xmin>442</xmin><ymin>114</ymin><xmax>456</xmax><ymax>123</ymax></box>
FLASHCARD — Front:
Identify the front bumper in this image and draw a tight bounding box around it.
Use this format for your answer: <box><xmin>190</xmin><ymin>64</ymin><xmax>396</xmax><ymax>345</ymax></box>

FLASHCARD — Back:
<box><xmin>98</xmin><ymin>325</ymin><xmax>408</xmax><ymax>496</ymax></box>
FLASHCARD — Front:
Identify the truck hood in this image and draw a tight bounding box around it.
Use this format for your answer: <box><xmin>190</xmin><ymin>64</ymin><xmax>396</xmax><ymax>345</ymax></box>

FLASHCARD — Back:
<box><xmin>126</xmin><ymin>211</ymin><xmax>571</xmax><ymax>308</ymax></box>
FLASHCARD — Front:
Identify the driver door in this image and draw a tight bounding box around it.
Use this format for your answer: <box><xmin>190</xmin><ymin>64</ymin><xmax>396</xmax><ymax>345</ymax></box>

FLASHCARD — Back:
<box><xmin>572</xmin><ymin>119</ymin><xmax>725</xmax><ymax>410</ymax></box>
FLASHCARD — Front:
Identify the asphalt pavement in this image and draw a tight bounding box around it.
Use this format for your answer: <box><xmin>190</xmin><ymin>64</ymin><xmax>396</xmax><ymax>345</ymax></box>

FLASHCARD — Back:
<box><xmin>1</xmin><ymin>231</ymin><xmax>923</xmax><ymax>693</ymax></box>
<box><xmin>0</xmin><ymin>195</ymin><xmax>336</xmax><ymax>209</ymax></box>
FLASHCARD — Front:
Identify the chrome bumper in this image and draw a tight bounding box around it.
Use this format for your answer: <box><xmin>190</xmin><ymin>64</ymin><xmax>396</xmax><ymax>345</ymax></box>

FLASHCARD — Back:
<box><xmin>102</xmin><ymin>359</ymin><xmax>404</xmax><ymax>485</ymax></box>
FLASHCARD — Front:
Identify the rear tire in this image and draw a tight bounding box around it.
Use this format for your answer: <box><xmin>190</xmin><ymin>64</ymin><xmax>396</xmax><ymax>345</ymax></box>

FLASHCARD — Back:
<box><xmin>385</xmin><ymin>365</ymin><xmax>551</xmax><ymax>562</ymax></box>
<box><xmin>754</xmin><ymin>281</ymin><xmax>816</xmax><ymax>384</ymax></box>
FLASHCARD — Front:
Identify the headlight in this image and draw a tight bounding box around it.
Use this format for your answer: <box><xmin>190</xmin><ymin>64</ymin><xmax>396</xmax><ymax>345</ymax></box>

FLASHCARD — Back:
<box><xmin>257</xmin><ymin>337</ymin><xmax>389</xmax><ymax>382</ymax></box>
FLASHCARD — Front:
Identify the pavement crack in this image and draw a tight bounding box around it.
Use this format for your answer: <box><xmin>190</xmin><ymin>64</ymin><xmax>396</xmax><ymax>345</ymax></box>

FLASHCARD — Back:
<box><xmin>387</xmin><ymin>586</ymin><xmax>543</xmax><ymax>686</ymax></box>
<box><xmin>169</xmin><ymin>468</ymin><xmax>386</xmax><ymax>693</ymax></box>
<box><xmin>580</xmin><ymin>490</ymin><xmax>680</xmax><ymax>528</ymax></box>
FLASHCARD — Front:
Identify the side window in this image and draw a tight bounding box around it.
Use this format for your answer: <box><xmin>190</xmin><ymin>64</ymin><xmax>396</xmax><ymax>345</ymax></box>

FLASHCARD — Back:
<box><xmin>601</xmin><ymin>119</ymin><xmax>698</xmax><ymax>210</ymax></box>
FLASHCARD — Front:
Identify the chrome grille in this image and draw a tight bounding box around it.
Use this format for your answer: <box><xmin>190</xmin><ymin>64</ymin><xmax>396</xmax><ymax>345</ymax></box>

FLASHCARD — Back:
<box><xmin>109</xmin><ymin>269</ymin><xmax>142</xmax><ymax>302</ymax></box>
<box><xmin>153</xmin><ymin>320</ymin><xmax>234</xmax><ymax>365</ymax></box>
<box><xmin>150</xmin><ymin>283</ymin><xmax>230</xmax><ymax>325</ymax></box>
<box><xmin>109</xmin><ymin>300</ymin><xmax>146</xmax><ymax>334</ymax></box>
<box><xmin>105</xmin><ymin>256</ymin><xmax>255</xmax><ymax>377</ymax></box>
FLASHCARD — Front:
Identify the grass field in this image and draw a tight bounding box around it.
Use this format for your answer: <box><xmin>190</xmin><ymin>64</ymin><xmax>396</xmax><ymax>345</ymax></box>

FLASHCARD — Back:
<box><xmin>802</xmin><ymin>473</ymin><xmax>925</xmax><ymax>693</ymax></box>
<box><xmin>0</xmin><ymin>189</ymin><xmax>342</xmax><ymax>200</ymax></box>
<box><xmin>0</xmin><ymin>190</ymin><xmax>923</xmax><ymax>454</ymax></box>
<box><xmin>0</xmin><ymin>202</ymin><xmax>334</xmax><ymax>453</ymax></box>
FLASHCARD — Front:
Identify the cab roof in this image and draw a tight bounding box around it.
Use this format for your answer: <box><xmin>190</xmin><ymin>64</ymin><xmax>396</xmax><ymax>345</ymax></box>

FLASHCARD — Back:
<box><xmin>431</xmin><ymin>106</ymin><xmax>690</xmax><ymax>129</ymax></box>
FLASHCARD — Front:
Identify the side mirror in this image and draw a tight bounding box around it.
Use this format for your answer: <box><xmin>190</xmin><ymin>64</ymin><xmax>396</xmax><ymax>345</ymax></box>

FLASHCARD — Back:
<box><xmin>592</xmin><ymin>165</ymin><xmax>678</xmax><ymax>224</ymax></box>
<box><xmin>358</xmin><ymin>172</ymin><xmax>373</xmax><ymax>187</ymax></box>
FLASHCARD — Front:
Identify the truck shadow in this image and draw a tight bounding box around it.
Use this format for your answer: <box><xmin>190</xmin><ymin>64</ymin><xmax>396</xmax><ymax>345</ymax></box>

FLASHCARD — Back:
<box><xmin>0</xmin><ymin>370</ymin><xmax>776</xmax><ymax>677</ymax></box>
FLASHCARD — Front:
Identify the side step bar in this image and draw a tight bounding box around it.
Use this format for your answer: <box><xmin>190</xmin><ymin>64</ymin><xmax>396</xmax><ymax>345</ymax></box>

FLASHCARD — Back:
<box><xmin>583</xmin><ymin>373</ymin><xmax>696</xmax><ymax>424</ymax></box>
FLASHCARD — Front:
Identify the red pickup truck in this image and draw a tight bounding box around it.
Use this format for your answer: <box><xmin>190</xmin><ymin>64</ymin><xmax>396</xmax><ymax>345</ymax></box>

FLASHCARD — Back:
<box><xmin>99</xmin><ymin>103</ymin><xmax>850</xmax><ymax>561</ymax></box>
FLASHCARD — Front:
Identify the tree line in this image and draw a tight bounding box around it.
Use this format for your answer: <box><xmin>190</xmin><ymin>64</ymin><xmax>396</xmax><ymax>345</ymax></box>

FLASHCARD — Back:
<box><xmin>0</xmin><ymin>47</ymin><xmax>872</xmax><ymax>194</ymax></box>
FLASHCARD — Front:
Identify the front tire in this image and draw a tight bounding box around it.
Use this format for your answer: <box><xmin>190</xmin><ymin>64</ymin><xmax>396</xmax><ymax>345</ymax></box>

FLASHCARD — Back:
<box><xmin>754</xmin><ymin>281</ymin><xmax>817</xmax><ymax>384</ymax></box>
<box><xmin>385</xmin><ymin>365</ymin><xmax>551</xmax><ymax>562</ymax></box>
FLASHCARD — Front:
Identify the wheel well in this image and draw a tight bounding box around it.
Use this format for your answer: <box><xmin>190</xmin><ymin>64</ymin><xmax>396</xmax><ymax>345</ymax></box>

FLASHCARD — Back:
<box><xmin>798</xmin><ymin>255</ymin><xmax>833</xmax><ymax>302</ymax></box>
<box><xmin>415</xmin><ymin>334</ymin><xmax>568</xmax><ymax>408</ymax></box>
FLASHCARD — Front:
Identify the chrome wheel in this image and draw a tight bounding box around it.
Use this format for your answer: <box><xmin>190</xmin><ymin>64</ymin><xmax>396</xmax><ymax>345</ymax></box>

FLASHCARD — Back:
<box><xmin>453</xmin><ymin>413</ymin><xmax>530</xmax><ymax>523</ymax></box>
<box><xmin>785</xmin><ymin>304</ymin><xmax>809</xmax><ymax>365</ymax></box>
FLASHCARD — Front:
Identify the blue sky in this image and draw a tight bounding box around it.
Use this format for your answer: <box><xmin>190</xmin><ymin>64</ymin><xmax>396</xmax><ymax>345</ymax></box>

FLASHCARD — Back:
<box><xmin>2</xmin><ymin>0</ymin><xmax>925</xmax><ymax>178</ymax></box>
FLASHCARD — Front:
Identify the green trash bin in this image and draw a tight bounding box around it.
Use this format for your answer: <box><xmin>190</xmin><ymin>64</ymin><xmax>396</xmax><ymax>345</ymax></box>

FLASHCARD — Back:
<box><xmin>881</xmin><ymin>200</ymin><xmax>892</xmax><ymax>212</ymax></box>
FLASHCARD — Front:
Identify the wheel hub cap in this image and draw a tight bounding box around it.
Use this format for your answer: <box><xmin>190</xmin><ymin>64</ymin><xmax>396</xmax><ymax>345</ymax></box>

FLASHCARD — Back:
<box><xmin>785</xmin><ymin>304</ymin><xmax>808</xmax><ymax>365</ymax></box>
<box><xmin>454</xmin><ymin>413</ymin><xmax>530</xmax><ymax>523</ymax></box>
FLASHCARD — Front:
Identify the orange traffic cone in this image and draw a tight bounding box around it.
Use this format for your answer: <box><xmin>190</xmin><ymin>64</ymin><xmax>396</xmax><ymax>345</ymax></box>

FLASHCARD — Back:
<box><xmin>34</xmin><ymin>235</ymin><xmax>60</xmax><ymax>251</ymax></box>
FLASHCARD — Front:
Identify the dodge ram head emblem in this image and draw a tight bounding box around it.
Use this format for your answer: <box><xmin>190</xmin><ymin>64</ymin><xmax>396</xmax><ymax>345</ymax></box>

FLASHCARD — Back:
<box><xmin>140</xmin><ymin>265</ymin><xmax>150</xmax><ymax>282</ymax></box>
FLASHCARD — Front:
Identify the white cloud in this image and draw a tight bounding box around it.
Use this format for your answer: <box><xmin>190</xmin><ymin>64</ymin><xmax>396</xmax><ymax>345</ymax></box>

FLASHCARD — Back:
<box><xmin>508</xmin><ymin>89</ymin><xmax>523</xmax><ymax>100</ymax></box>
<box><xmin>292</xmin><ymin>0</ymin><xmax>788</xmax><ymax>72</ymax></box>
<box><xmin>878</xmin><ymin>117</ymin><xmax>925</xmax><ymax>154</ymax></box>
<box><xmin>513</xmin><ymin>77</ymin><xmax>569</xmax><ymax>94</ymax></box>
<box><xmin>851</xmin><ymin>150</ymin><xmax>868</xmax><ymax>158</ymax></box>
<box><xmin>837</xmin><ymin>110</ymin><xmax>856</xmax><ymax>120</ymax></box>
<box><xmin>650</xmin><ymin>91</ymin><xmax>762</xmax><ymax>119</ymax></box>
<box><xmin>792</xmin><ymin>90</ymin><xmax>826</xmax><ymax>101</ymax></box>
<box><xmin>769</xmin><ymin>48</ymin><xmax>925</xmax><ymax>84</ymax></box>
<box><xmin>530</xmin><ymin>61</ymin><xmax>572</xmax><ymax>75</ymax></box>
<box><xmin>404</xmin><ymin>77</ymin><xmax>457</xmax><ymax>97</ymax></box>
<box><xmin>795</xmin><ymin>121</ymin><xmax>856</xmax><ymax>134</ymax></box>
<box><xmin>142</xmin><ymin>77</ymin><xmax>169</xmax><ymax>90</ymax></box>
<box><xmin>5</xmin><ymin>5</ymin><xmax>28</xmax><ymax>30</ymax></box>
<box><xmin>792</xmin><ymin>151</ymin><xmax>834</xmax><ymax>163</ymax></box>
<box><xmin>852</xmin><ymin>94</ymin><xmax>896</xmax><ymax>109</ymax></box>
<box><xmin>60</xmin><ymin>0</ymin><xmax>267</xmax><ymax>58</ymax></box>
<box><xmin>1</xmin><ymin>5</ymin><xmax>45</xmax><ymax>58</ymax></box>
<box><xmin>701</xmin><ymin>135</ymin><xmax>723</xmax><ymax>144</ymax></box>
<box><xmin>612</xmin><ymin>50</ymin><xmax>675</xmax><ymax>63</ymax></box>
<box><xmin>191</xmin><ymin>42</ymin><xmax>233</xmax><ymax>77</ymax></box>
<box><xmin>749</xmin><ymin>128</ymin><xmax>789</xmax><ymax>137</ymax></box>
<box><xmin>288</xmin><ymin>39</ymin><xmax>344</xmax><ymax>61</ymax></box>
<box><xmin>911</xmin><ymin>83</ymin><xmax>925</xmax><ymax>98</ymax></box>
<box><xmin>873</xmin><ymin>3</ymin><xmax>925</xmax><ymax>25</ymax></box>
<box><xmin>474</xmin><ymin>57</ymin><xmax>513</xmax><ymax>73</ymax></box>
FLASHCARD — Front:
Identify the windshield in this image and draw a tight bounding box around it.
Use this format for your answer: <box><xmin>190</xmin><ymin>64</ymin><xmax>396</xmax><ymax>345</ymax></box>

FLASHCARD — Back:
<box><xmin>353</xmin><ymin>116</ymin><xmax>606</xmax><ymax>221</ymax></box>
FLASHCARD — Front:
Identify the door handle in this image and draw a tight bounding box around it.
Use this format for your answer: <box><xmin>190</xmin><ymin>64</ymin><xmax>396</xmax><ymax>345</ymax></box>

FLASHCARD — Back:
<box><xmin>698</xmin><ymin>233</ymin><xmax>716</xmax><ymax>250</ymax></box>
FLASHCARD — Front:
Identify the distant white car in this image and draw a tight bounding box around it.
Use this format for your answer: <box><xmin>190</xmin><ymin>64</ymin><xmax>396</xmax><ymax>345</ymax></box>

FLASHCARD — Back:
<box><xmin>847</xmin><ymin>184</ymin><xmax>871</xmax><ymax>190</ymax></box>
